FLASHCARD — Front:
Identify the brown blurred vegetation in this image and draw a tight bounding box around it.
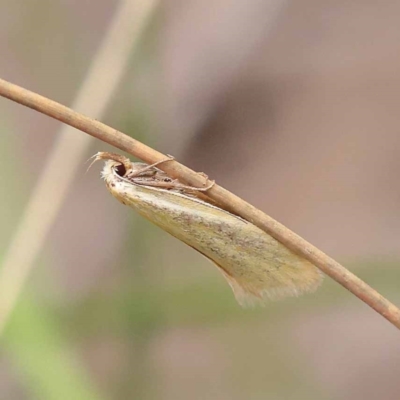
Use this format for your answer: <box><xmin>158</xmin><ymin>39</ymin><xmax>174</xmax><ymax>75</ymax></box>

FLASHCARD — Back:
<box><xmin>0</xmin><ymin>1</ymin><xmax>399</xmax><ymax>399</ymax></box>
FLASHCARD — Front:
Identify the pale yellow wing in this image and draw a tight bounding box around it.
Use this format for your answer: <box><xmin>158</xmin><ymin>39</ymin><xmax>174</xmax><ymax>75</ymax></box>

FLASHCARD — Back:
<box><xmin>105</xmin><ymin>167</ymin><xmax>323</xmax><ymax>306</ymax></box>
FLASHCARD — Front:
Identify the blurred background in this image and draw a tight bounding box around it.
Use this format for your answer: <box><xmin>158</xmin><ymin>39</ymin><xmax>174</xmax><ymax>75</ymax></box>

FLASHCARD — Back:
<box><xmin>1</xmin><ymin>0</ymin><xmax>400</xmax><ymax>399</ymax></box>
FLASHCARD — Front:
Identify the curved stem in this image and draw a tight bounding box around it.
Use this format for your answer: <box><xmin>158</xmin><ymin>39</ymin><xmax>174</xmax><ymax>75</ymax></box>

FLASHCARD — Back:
<box><xmin>0</xmin><ymin>77</ymin><xmax>399</xmax><ymax>330</ymax></box>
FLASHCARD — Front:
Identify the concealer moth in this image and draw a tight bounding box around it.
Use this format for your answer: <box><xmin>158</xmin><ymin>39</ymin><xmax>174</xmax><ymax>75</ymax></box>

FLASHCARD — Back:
<box><xmin>92</xmin><ymin>152</ymin><xmax>322</xmax><ymax>306</ymax></box>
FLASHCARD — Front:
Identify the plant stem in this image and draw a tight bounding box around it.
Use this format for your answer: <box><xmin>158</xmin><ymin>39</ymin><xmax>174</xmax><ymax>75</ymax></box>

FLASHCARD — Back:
<box><xmin>1</xmin><ymin>77</ymin><xmax>399</xmax><ymax>330</ymax></box>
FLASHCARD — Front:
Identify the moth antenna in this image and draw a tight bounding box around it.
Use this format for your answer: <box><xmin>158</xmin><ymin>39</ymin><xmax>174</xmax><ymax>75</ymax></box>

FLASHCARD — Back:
<box><xmin>85</xmin><ymin>152</ymin><xmax>102</xmax><ymax>173</ymax></box>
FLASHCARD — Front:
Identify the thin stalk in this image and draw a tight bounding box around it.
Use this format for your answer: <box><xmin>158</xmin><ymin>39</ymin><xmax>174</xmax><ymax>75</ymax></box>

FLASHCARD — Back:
<box><xmin>0</xmin><ymin>77</ymin><xmax>399</xmax><ymax>330</ymax></box>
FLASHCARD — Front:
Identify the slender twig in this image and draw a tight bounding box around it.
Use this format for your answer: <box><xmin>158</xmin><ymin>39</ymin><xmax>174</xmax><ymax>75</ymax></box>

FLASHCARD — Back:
<box><xmin>0</xmin><ymin>0</ymin><xmax>158</xmax><ymax>336</ymax></box>
<box><xmin>0</xmin><ymin>77</ymin><xmax>399</xmax><ymax>330</ymax></box>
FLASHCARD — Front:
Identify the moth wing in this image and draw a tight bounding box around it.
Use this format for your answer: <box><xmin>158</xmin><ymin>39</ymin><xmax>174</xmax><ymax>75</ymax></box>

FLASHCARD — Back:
<box><xmin>190</xmin><ymin>245</ymin><xmax>322</xmax><ymax>307</ymax></box>
<box><xmin>148</xmin><ymin>199</ymin><xmax>323</xmax><ymax>306</ymax></box>
<box><xmin>107</xmin><ymin>179</ymin><xmax>323</xmax><ymax>306</ymax></box>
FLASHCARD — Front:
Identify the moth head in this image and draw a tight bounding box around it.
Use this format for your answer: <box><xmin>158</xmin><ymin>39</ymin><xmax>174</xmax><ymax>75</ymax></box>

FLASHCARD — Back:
<box><xmin>88</xmin><ymin>152</ymin><xmax>132</xmax><ymax>182</ymax></box>
<box><xmin>101</xmin><ymin>159</ymin><xmax>125</xmax><ymax>182</ymax></box>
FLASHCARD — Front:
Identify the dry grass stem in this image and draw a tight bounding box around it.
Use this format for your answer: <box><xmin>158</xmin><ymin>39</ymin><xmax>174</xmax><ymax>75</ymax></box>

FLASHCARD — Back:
<box><xmin>0</xmin><ymin>80</ymin><xmax>399</xmax><ymax>329</ymax></box>
<box><xmin>0</xmin><ymin>0</ymin><xmax>158</xmax><ymax>336</ymax></box>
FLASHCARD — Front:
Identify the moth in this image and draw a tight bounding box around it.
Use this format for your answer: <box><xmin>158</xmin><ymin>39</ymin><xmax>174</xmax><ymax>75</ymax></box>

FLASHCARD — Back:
<box><xmin>92</xmin><ymin>152</ymin><xmax>322</xmax><ymax>305</ymax></box>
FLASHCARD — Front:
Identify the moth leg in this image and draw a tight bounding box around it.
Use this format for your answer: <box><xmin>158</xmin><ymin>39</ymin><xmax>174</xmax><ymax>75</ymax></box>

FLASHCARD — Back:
<box><xmin>186</xmin><ymin>179</ymin><xmax>215</xmax><ymax>192</ymax></box>
<box><xmin>130</xmin><ymin>155</ymin><xmax>175</xmax><ymax>177</ymax></box>
<box><xmin>198</xmin><ymin>172</ymin><xmax>209</xmax><ymax>180</ymax></box>
<box><xmin>135</xmin><ymin>178</ymin><xmax>215</xmax><ymax>192</ymax></box>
